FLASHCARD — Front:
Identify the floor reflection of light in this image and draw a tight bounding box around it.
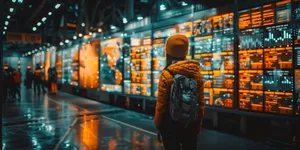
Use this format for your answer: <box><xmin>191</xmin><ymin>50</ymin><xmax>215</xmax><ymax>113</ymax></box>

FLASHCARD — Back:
<box><xmin>80</xmin><ymin>120</ymin><xmax>99</xmax><ymax>149</ymax></box>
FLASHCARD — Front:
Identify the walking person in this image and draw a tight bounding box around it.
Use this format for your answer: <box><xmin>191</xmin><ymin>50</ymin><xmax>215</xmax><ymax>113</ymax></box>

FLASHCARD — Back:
<box><xmin>12</xmin><ymin>68</ymin><xmax>22</xmax><ymax>101</ymax></box>
<box><xmin>25</xmin><ymin>68</ymin><xmax>33</xmax><ymax>89</ymax></box>
<box><xmin>34</xmin><ymin>65</ymin><xmax>43</xmax><ymax>94</ymax></box>
<box><xmin>49</xmin><ymin>67</ymin><xmax>57</xmax><ymax>95</ymax></box>
<box><xmin>154</xmin><ymin>35</ymin><xmax>205</xmax><ymax>150</ymax></box>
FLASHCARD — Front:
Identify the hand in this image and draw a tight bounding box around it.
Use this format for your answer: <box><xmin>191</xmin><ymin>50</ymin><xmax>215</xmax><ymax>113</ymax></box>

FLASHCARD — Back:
<box><xmin>156</xmin><ymin>130</ymin><xmax>162</xmax><ymax>143</ymax></box>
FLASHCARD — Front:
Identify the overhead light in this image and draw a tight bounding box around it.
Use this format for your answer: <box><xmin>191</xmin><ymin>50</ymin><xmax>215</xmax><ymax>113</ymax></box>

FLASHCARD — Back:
<box><xmin>81</xmin><ymin>23</ymin><xmax>85</xmax><ymax>27</ymax></box>
<box><xmin>32</xmin><ymin>27</ymin><xmax>37</xmax><ymax>31</ymax></box>
<box><xmin>55</xmin><ymin>4</ymin><xmax>61</xmax><ymax>9</ymax></box>
<box><xmin>98</xmin><ymin>28</ymin><xmax>102</xmax><ymax>32</ymax></box>
<box><xmin>47</xmin><ymin>43</ymin><xmax>50</xmax><ymax>46</ymax></box>
<box><xmin>28</xmin><ymin>52</ymin><xmax>31</xmax><ymax>55</ymax></box>
<box><xmin>18</xmin><ymin>0</ymin><xmax>23</xmax><ymax>3</ymax></box>
<box><xmin>78</xmin><ymin>33</ymin><xmax>83</xmax><ymax>37</ymax></box>
<box><xmin>4</xmin><ymin>27</ymin><xmax>7</xmax><ymax>30</ymax></box>
<box><xmin>48</xmin><ymin>12</ymin><xmax>52</xmax><ymax>16</ymax></box>
<box><xmin>37</xmin><ymin>22</ymin><xmax>41</xmax><ymax>26</ymax></box>
<box><xmin>182</xmin><ymin>1</ymin><xmax>188</xmax><ymax>6</ymax></box>
<box><xmin>12</xmin><ymin>0</ymin><xmax>16</xmax><ymax>3</ymax></box>
<box><xmin>59</xmin><ymin>42</ymin><xmax>63</xmax><ymax>46</ymax></box>
<box><xmin>5</xmin><ymin>21</ymin><xmax>9</xmax><ymax>25</ymax></box>
<box><xmin>31</xmin><ymin>50</ymin><xmax>34</xmax><ymax>53</ymax></box>
<box><xmin>110</xmin><ymin>25</ymin><xmax>116</xmax><ymax>30</ymax></box>
<box><xmin>160</xmin><ymin>4</ymin><xmax>166</xmax><ymax>11</ymax></box>
<box><xmin>3</xmin><ymin>31</ymin><xmax>5</xmax><ymax>35</ymax></box>
<box><xmin>35</xmin><ymin>49</ymin><xmax>38</xmax><ymax>52</ymax></box>
<box><xmin>89</xmin><ymin>32</ymin><xmax>92</xmax><ymax>36</ymax></box>
<box><xmin>9</xmin><ymin>8</ymin><xmax>14</xmax><ymax>12</ymax></box>
<box><xmin>137</xmin><ymin>16</ymin><xmax>143</xmax><ymax>21</ymax></box>
<box><xmin>29</xmin><ymin>5</ymin><xmax>32</xmax><ymax>8</ymax></box>
<box><xmin>42</xmin><ymin>17</ymin><xmax>47</xmax><ymax>22</ymax></box>
<box><xmin>123</xmin><ymin>18</ymin><xmax>128</xmax><ymax>24</ymax></box>
<box><xmin>7</xmin><ymin>15</ymin><xmax>11</xmax><ymax>19</ymax></box>
<box><xmin>39</xmin><ymin>47</ymin><xmax>42</xmax><ymax>50</ymax></box>
<box><xmin>65</xmin><ymin>39</ymin><xmax>69</xmax><ymax>43</ymax></box>
<box><xmin>73</xmin><ymin>36</ymin><xmax>77</xmax><ymax>40</ymax></box>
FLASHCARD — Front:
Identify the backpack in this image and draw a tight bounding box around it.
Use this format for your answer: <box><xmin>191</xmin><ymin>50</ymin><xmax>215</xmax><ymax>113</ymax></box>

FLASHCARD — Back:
<box><xmin>166</xmin><ymin>68</ymin><xmax>200</xmax><ymax>126</ymax></box>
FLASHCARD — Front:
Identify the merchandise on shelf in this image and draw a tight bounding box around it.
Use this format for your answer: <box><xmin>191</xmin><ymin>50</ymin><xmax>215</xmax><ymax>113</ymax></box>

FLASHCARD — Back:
<box><xmin>100</xmin><ymin>37</ymin><xmax>123</xmax><ymax>92</ymax></box>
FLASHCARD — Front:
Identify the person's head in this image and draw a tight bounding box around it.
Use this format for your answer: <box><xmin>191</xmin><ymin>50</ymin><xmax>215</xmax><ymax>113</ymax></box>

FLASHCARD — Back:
<box><xmin>165</xmin><ymin>34</ymin><xmax>189</xmax><ymax>68</ymax></box>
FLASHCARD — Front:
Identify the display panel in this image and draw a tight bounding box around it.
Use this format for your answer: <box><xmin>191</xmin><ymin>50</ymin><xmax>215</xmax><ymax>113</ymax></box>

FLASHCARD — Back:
<box><xmin>193</xmin><ymin>13</ymin><xmax>235</xmax><ymax>108</ymax></box>
<box><xmin>276</xmin><ymin>0</ymin><xmax>292</xmax><ymax>23</ymax></box>
<box><xmin>45</xmin><ymin>49</ymin><xmax>50</xmax><ymax>81</ymax></box>
<box><xmin>295</xmin><ymin>1</ymin><xmax>300</xmax><ymax>115</ymax></box>
<box><xmin>295</xmin><ymin>70</ymin><xmax>300</xmax><ymax>115</ymax></box>
<box><xmin>152</xmin><ymin>21</ymin><xmax>193</xmax><ymax>97</ymax></box>
<box><xmin>62</xmin><ymin>46</ymin><xmax>79</xmax><ymax>86</ymax></box>
<box><xmin>100</xmin><ymin>37</ymin><xmax>123</xmax><ymax>92</ymax></box>
<box><xmin>263</xmin><ymin>24</ymin><xmax>293</xmax><ymax>115</ymax></box>
<box><xmin>124</xmin><ymin>31</ymin><xmax>152</xmax><ymax>96</ymax></box>
<box><xmin>238</xmin><ymin>1</ymin><xmax>294</xmax><ymax>114</ymax></box>
<box><xmin>79</xmin><ymin>40</ymin><xmax>100</xmax><ymax>89</ymax></box>
<box><xmin>55</xmin><ymin>51</ymin><xmax>62</xmax><ymax>83</ymax></box>
<box><xmin>62</xmin><ymin>48</ymin><xmax>72</xmax><ymax>84</ymax></box>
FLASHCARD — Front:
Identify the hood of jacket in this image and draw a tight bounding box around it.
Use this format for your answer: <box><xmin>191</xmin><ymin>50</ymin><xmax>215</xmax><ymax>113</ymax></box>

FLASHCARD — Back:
<box><xmin>167</xmin><ymin>60</ymin><xmax>200</xmax><ymax>77</ymax></box>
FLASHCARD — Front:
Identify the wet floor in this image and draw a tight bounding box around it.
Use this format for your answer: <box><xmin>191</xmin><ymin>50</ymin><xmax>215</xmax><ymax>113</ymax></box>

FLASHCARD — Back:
<box><xmin>2</xmin><ymin>87</ymin><xmax>289</xmax><ymax>150</ymax></box>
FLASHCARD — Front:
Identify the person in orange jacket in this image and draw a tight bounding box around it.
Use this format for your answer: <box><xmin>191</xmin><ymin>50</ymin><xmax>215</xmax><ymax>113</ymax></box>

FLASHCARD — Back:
<box><xmin>154</xmin><ymin>35</ymin><xmax>205</xmax><ymax>150</ymax></box>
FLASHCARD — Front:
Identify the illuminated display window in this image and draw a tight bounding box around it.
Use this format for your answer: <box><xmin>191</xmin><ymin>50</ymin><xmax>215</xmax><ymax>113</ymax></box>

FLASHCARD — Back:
<box><xmin>295</xmin><ymin>70</ymin><xmax>300</xmax><ymax>115</ymax></box>
<box><xmin>62</xmin><ymin>46</ymin><xmax>79</xmax><ymax>86</ymax></box>
<box><xmin>194</xmin><ymin>13</ymin><xmax>235</xmax><ymax>108</ymax></box>
<box><xmin>55</xmin><ymin>51</ymin><xmax>62</xmax><ymax>82</ymax></box>
<box><xmin>79</xmin><ymin>40</ymin><xmax>100</xmax><ymax>89</ymax></box>
<box><xmin>100</xmin><ymin>37</ymin><xmax>123</xmax><ymax>93</ymax></box>
<box><xmin>62</xmin><ymin>48</ymin><xmax>72</xmax><ymax>84</ymax></box>
<box><xmin>238</xmin><ymin>1</ymin><xmax>294</xmax><ymax>114</ymax></box>
<box><xmin>125</xmin><ymin>30</ymin><xmax>152</xmax><ymax>96</ymax></box>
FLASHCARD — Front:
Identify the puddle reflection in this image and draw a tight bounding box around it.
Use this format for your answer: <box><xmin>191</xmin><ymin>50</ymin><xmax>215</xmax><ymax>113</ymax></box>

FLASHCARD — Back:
<box><xmin>66</xmin><ymin>116</ymin><xmax>163</xmax><ymax>150</ymax></box>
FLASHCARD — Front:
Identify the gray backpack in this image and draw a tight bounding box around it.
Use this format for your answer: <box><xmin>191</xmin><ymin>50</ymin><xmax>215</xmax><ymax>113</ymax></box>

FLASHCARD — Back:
<box><xmin>166</xmin><ymin>69</ymin><xmax>200</xmax><ymax>126</ymax></box>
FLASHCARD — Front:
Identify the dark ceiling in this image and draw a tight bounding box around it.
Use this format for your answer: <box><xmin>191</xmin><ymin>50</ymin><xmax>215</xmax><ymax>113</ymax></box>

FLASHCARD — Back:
<box><xmin>3</xmin><ymin>0</ymin><xmax>254</xmax><ymax>56</ymax></box>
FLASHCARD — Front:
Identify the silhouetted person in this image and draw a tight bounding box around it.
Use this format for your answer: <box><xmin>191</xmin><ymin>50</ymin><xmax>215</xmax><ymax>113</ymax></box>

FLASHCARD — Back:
<box><xmin>34</xmin><ymin>65</ymin><xmax>46</xmax><ymax>94</ymax></box>
<box><xmin>12</xmin><ymin>68</ymin><xmax>22</xmax><ymax>101</ymax></box>
<box><xmin>25</xmin><ymin>68</ymin><xmax>34</xmax><ymax>89</ymax></box>
<box><xmin>154</xmin><ymin>35</ymin><xmax>205</xmax><ymax>150</ymax></box>
<box><xmin>49</xmin><ymin>67</ymin><xmax>57</xmax><ymax>95</ymax></box>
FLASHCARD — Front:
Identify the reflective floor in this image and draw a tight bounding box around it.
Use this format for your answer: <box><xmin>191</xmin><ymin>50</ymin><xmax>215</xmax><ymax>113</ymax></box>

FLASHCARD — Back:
<box><xmin>2</xmin><ymin>87</ymin><xmax>288</xmax><ymax>150</ymax></box>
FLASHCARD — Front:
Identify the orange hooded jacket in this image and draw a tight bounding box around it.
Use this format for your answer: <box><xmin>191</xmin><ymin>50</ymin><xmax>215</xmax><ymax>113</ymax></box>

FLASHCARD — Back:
<box><xmin>154</xmin><ymin>60</ymin><xmax>205</xmax><ymax>128</ymax></box>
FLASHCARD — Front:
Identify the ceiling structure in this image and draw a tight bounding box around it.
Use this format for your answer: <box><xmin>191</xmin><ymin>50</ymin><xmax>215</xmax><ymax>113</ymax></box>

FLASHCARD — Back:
<box><xmin>3</xmin><ymin>0</ymin><xmax>254</xmax><ymax>56</ymax></box>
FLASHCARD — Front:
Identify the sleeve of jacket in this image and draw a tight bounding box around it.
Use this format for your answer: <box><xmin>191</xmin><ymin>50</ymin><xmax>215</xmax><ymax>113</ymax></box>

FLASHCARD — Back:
<box><xmin>196</xmin><ymin>72</ymin><xmax>205</xmax><ymax>122</ymax></box>
<box><xmin>154</xmin><ymin>70</ymin><xmax>172</xmax><ymax>128</ymax></box>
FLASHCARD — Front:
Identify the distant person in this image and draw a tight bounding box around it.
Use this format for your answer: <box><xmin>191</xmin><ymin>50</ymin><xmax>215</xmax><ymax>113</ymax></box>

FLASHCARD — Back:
<box><xmin>3</xmin><ymin>69</ymin><xmax>10</xmax><ymax>103</ymax></box>
<box><xmin>25</xmin><ymin>68</ymin><xmax>34</xmax><ymax>89</ymax></box>
<box><xmin>34</xmin><ymin>65</ymin><xmax>46</xmax><ymax>94</ymax></box>
<box><xmin>12</xmin><ymin>68</ymin><xmax>22</xmax><ymax>101</ymax></box>
<box><xmin>49</xmin><ymin>67</ymin><xmax>57</xmax><ymax>95</ymax></box>
<box><xmin>5</xmin><ymin>67</ymin><xmax>16</xmax><ymax>102</ymax></box>
<box><xmin>154</xmin><ymin>35</ymin><xmax>205</xmax><ymax>150</ymax></box>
